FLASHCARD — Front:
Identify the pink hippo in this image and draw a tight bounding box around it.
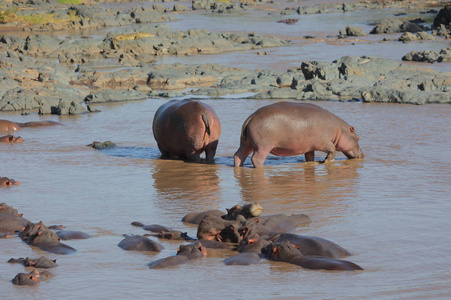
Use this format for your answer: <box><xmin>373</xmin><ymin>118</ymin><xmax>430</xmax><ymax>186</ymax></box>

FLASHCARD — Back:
<box><xmin>234</xmin><ymin>102</ymin><xmax>364</xmax><ymax>168</ymax></box>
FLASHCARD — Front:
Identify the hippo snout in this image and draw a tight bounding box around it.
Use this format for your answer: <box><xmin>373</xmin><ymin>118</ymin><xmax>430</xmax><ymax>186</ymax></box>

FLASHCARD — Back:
<box><xmin>343</xmin><ymin>146</ymin><xmax>364</xmax><ymax>159</ymax></box>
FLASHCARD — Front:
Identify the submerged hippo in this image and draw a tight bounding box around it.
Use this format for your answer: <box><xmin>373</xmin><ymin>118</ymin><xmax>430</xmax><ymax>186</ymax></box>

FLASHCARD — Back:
<box><xmin>0</xmin><ymin>135</ymin><xmax>23</xmax><ymax>143</ymax></box>
<box><xmin>0</xmin><ymin>119</ymin><xmax>62</xmax><ymax>132</ymax></box>
<box><xmin>152</xmin><ymin>99</ymin><xmax>221</xmax><ymax>163</ymax></box>
<box><xmin>234</xmin><ymin>102</ymin><xmax>364</xmax><ymax>167</ymax></box>
<box><xmin>0</xmin><ymin>177</ymin><xmax>20</xmax><ymax>187</ymax></box>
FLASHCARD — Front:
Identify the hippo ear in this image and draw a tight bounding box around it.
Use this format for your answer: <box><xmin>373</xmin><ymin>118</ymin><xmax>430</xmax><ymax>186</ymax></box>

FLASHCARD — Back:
<box><xmin>350</xmin><ymin>127</ymin><xmax>355</xmax><ymax>133</ymax></box>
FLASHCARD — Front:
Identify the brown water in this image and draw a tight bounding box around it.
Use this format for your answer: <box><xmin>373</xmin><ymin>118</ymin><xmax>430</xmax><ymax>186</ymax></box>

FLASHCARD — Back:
<box><xmin>1</xmin><ymin>98</ymin><xmax>450</xmax><ymax>299</ymax></box>
<box><xmin>2</xmin><ymin>1</ymin><xmax>451</xmax><ymax>298</ymax></box>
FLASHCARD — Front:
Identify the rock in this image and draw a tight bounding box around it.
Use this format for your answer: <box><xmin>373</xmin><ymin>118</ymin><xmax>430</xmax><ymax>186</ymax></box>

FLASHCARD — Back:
<box><xmin>84</xmin><ymin>90</ymin><xmax>148</xmax><ymax>104</ymax></box>
<box><xmin>370</xmin><ymin>18</ymin><xmax>429</xmax><ymax>34</ymax></box>
<box><xmin>362</xmin><ymin>88</ymin><xmax>451</xmax><ymax>104</ymax></box>
<box><xmin>345</xmin><ymin>26</ymin><xmax>367</xmax><ymax>37</ymax></box>
<box><xmin>402</xmin><ymin>48</ymin><xmax>451</xmax><ymax>63</ymax></box>
<box><xmin>173</xmin><ymin>4</ymin><xmax>190</xmax><ymax>12</ymax></box>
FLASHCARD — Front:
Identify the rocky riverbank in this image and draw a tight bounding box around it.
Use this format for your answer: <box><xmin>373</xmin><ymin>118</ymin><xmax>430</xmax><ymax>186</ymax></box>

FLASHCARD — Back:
<box><xmin>0</xmin><ymin>0</ymin><xmax>450</xmax><ymax>115</ymax></box>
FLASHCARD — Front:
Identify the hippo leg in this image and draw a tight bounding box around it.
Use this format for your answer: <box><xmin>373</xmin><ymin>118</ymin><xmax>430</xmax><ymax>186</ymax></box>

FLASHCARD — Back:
<box><xmin>186</xmin><ymin>150</ymin><xmax>202</xmax><ymax>163</ymax></box>
<box><xmin>251</xmin><ymin>149</ymin><xmax>269</xmax><ymax>168</ymax></box>
<box><xmin>205</xmin><ymin>141</ymin><xmax>218</xmax><ymax>163</ymax></box>
<box><xmin>321</xmin><ymin>142</ymin><xmax>336</xmax><ymax>163</ymax></box>
<box><xmin>157</xmin><ymin>144</ymin><xmax>170</xmax><ymax>158</ymax></box>
<box><xmin>305</xmin><ymin>151</ymin><xmax>315</xmax><ymax>162</ymax></box>
<box><xmin>234</xmin><ymin>146</ymin><xmax>252</xmax><ymax>167</ymax></box>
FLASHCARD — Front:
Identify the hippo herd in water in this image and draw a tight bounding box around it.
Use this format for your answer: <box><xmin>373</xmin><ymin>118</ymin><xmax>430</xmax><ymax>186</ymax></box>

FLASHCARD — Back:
<box><xmin>1</xmin><ymin>100</ymin><xmax>364</xmax><ymax>285</ymax></box>
<box><xmin>1</xmin><ymin>201</ymin><xmax>363</xmax><ymax>285</ymax></box>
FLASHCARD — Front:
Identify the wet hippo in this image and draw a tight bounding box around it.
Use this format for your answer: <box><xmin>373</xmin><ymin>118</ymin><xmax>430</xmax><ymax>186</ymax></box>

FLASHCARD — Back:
<box><xmin>118</xmin><ymin>234</ymin><xmax>164</xmax><ymax>252</ymax></box>
<box><xmin>182</xmin><ymin>209</ymin><xmax>225</xmax><ymax>225</ymax></box>
<box><xmin>152</xmin><ymin>99</ymin><xmax>221</xmax><ymax>163</ymax></box>
<box><xmin>223</xmin><ymin>236</ymin><xmax>263</xmax><ymax>266</ymax></box>
<box><xmin>8</xmin><ymin>256</ymin><xmax>58</xmax><ymax>268</ymax></box>
<box><xmin>11</xmin><ymin>272</ymin><xmax>41</xmax><ymax>286</ymax></box>
<box><xmin>239</xmin><ymin>219</ymin><xmax>351</xmax><ymax>258</ymax></box>
<box><xmin>0</xmin><ymin>119</ymin><xmax>62</xmax><ymax>132</ymax></box>
<box><xmin>234</xmin><ymin>102</ymin><xmax>364</xmax><ymax>167</ymax></box>
<box><xmin>11</xmin><ymin>269</ymin><xmax>53</xmax><ymax>286</ymax></box>
<box><xmin>0</xmin><ymin>203</ymin><xmax>30</xmax><ymax>234</ymax></box>
<box><xmin>20</xmin><ymin>222</ymin><xmax>77</xmax><ymax>255</ymax></box>
<box><xmin>265</xmin><ymin>241</ymin><xmax>363</xmax><ymax>271</ymax></box>
<box><xmin>0</xmin><ymin>135</ymin><xmax>23</xmax><ymax>143</ymax></box>
<box><xmin>148</xmin><ymin>241</ymin><xmax>207</xmax><ymax>269</ymax></box>
<box><xmin>0</xmin><ymin>177</ymin><xmax>20</xmax><ymax>187</ymax></box>
<box><xmin>55</xmin><ymin>230</ymin><xmax>92</xmax><ymax>240</ymax></box>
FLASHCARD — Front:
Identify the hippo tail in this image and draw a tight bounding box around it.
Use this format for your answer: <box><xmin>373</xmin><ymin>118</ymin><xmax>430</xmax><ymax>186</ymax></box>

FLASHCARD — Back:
<box><xmin>240</xmin><ymin>116</ymin><xmax>253</xmax><ymax>141</ymax></box>
<box><xmin>201</xmin><ymin>113</ymin><xmax>211</xmax><ymax>136</ymax></box>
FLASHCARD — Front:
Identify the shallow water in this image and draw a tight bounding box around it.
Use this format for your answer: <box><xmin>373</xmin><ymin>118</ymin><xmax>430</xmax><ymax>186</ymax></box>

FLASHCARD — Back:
<box><xmin>2</xmin><ymin>1</ymin><xmax>451</xmax><ymax>299</ymax></box>
<box><xmin>1</xmin><ymin>98</ymin><xmax>451</xmax><ymax>299</ymax></box>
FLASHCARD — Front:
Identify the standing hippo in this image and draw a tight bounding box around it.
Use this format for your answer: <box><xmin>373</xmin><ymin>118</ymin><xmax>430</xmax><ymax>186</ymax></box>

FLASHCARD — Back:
<box><xmin>152</xmin><ymin>99</ymin><xmax>221</xmax><ymax>163</ymax></box>
<box><xmin>234</xmin><ymin>102</ymin><xmax>364</xmax><ymax>167</ymax></box>
<box><xmin>0</xmin><ymin>119</ymin><xmax>61</xmax><ymax>132</ymax></box>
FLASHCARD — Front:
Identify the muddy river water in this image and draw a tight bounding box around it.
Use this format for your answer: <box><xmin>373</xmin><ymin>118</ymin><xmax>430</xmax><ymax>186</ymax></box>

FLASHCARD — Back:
<box><xmin>1</xmin><ymin>1</ymin><xmax>451</xmax><ymax>299</ymax></box>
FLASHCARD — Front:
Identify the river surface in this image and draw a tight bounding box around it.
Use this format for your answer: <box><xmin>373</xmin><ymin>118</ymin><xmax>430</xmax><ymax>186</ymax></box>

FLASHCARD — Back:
<box><xmin>1</xmin><ymin>1</ymin><xmax>451</xmax><ymax>299</ymax></box>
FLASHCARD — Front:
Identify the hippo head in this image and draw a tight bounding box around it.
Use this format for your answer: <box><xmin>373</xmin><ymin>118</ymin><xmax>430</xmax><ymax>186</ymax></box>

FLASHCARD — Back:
<box><xmin>0</xmin><ymin>135</ymin><xmax>23</xmax><ymax>143</ymax></box>
<box><xmin>264</xmin><ymin>241</ymin><xmax>301</xmax><ymax>261</ymax></box>
<box><xmin>0</xmin><ymin>177</ymin><xmax>20</xmax><ymax>187</ymax></box>
<box><xmin>11</xmin><ymin>272</ymin><xmax>40</xmax><ymax>286</ymax></box>
<box><xmin>177</xmin><ymin>241</ymin><xmax>207</xmax><ymax>258</ymax></box>
<box><xmin>338</xmin><ymin>126</ymin><xmax>364</xmax><ymax>159</ymax></box>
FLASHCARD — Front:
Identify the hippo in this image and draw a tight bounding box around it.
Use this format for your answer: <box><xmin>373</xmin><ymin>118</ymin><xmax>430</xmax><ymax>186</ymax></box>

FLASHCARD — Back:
<box><xmin>239</xmin><ymin>219</ymin><xmax>351</xmax><ymax>258</ymax></box>
<box><xmin>265</xmin><ymin>241</ymin><xmax>363</xmax><ymax>271</ymax></box>
<box><xmin>118</xmin><ymin>234</ymin><xmax>164</xmax><ymax>252</ymax></box>
<box><xmin>8</xmin><ymin>256</ymin><xmax>58</xmax><ymax>268</ymax></box>
<box><xmin>11</xmin><ymin>269</ymin><xmax>53</xmax><ymax>286</ymax></box>
<box><xmin>131</xmin><ymin>222</ymin><xmax>173</xmax><ymax>233</ymax></box>
<box><xmin>152</xmin><ymin>99</ymin><xmax>221</xmax><ymax>163</ymax></box>
<box><xmin>148</xmin><ymin>241</ymin><xmax>207</xmax><ymax>269</ymax></box>
<box><xmin>0</xmin><ymin>135</ymin><xmax>23</xmax><ymax>143</ymax></box>
<box><xmin>182</xmin><ymin>209</ymin><xmax>225</xmax><ymax>225</ymax></box>
<box><xmin>27</xmin><ymin>230</ymin><xmax>77</xmax><ymax>255</ymax></box>
<box><xmin>55</xmin><ymin>230</ymin><xmax>92</xmax><ymax>240</ymax></box>
<box><xmin>11</xmin><ymin>272</ymin><xmax>41</xmax><ymax>286</ymax></box>
<box><xmin>234</xmin><ymin>102</ymin><xmax>364</xmax><ymax>167</ymax></box>
<box><xmin>222</xmin><ymin>203</ymin><xmax>264</xmax><ymax>220</ymax></box>
<box><xmin>196</xmin><ymin>214</ymin><xmax>242</xmax><ymax>243</ymax></box>
<box><xmin>0</xmin><ymin>203</ymin><xmax>30</xmax><ymax>234</ymax></box>
<box><xmin>0</xmin><ymin>177</ymin><xmax>20</xmax><ymax>187</ymax></box>
<box><xmin>0</xmin><ymin>119</ymin><xmax>61</xmax><ymax>132</ymax></box>
<box><xmin>223</xmin><ymin>236</ymin><xmax>263</xmax><ymax>266</ymax></box>
<box><xmin>20</xmin><ymin>222</ymin><xmax>77</xmax><ymax>255</ymax></box>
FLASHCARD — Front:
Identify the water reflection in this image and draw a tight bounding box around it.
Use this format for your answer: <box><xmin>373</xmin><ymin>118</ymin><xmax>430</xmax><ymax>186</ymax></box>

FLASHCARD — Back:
<box><xmin>151</xmin><ymin>159</ymin><xmax>222</xmax><ymax>213</ymax></box>
<box><xmin>234</xmin><ymin>159</ymin><xmax>362</xmax><ymax>216</ymax></box>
